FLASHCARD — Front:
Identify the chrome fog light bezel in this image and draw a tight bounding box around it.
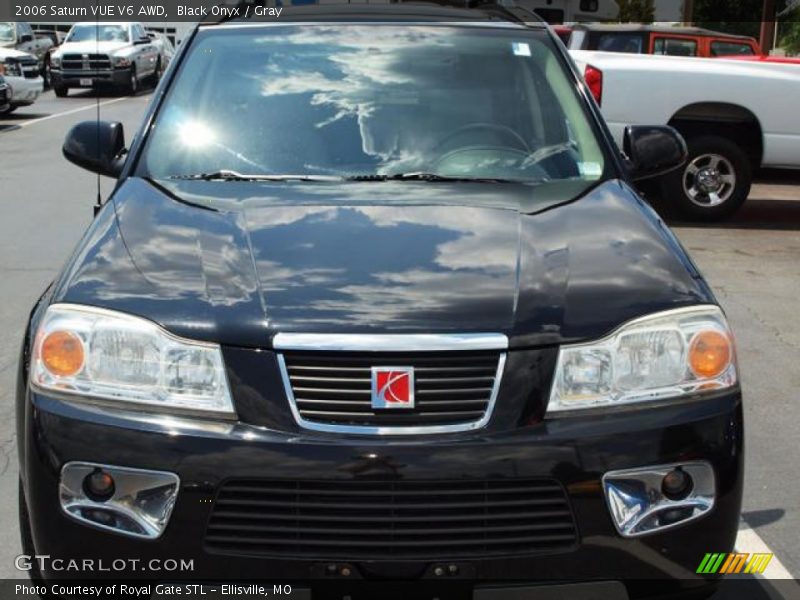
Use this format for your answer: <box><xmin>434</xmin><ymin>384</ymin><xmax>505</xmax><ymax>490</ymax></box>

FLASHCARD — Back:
<box><xmin>602</xmin><ymin>461</ymin><xmax>715</xmax><ymax>538</ymax></box>
<box><xmin>60</xmin><ymin>462</ymin><xmax>180</xmax><ymax>539</ymax></box>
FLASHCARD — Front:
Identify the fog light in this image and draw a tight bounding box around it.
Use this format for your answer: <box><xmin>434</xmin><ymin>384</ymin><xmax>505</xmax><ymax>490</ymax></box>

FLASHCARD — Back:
<box><xmin>60</xmin><ymin>462</ymin><xmax>179</xmax><ymax>539</ymax></box>
<box><xmin>602</xmin><ymin>461</ymin><xmax>715</xmax><ymax>537</ymax></box>
<box><xmin>83</xmin><ymin>469</ymin><xmax>115</xmax><ymax>501</ymax></box>
<box><xmin>662</xmin><ymin>468</ymin><xmax>692</xmax><ymax>500</ymax></box>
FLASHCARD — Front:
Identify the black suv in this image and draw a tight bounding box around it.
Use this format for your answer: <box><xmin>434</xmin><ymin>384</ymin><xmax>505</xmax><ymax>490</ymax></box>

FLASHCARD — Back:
<box><xmin>17</xmin><ymin>6</ymin><xmax>742</xmax><ymax>599</ymax></box>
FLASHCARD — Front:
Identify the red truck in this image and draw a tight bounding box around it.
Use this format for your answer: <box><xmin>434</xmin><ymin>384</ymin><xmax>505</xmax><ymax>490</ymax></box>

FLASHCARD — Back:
<box><xmin>567</xmin><ymin>24</ymin><xmax>761</xmax><ymax>57</ymax></box>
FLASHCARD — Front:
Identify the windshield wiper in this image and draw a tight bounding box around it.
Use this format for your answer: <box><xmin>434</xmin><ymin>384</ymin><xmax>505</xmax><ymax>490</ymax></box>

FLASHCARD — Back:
<box><xmin>169</xmin><ymin>170</ymin><xmax>343</xmax><ymax>182</ymax></box>
<box><xmin>346</xmin><ymin>172</ymin><xmax>527</xmax><ymax>184</ymax></box>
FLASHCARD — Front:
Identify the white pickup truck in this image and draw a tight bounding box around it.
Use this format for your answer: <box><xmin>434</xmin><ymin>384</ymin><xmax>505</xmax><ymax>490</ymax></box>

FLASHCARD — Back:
<box><xmin>570</xmin><ymin>50</ymin><xmax>800</xmax><ymax>220</ymax></box>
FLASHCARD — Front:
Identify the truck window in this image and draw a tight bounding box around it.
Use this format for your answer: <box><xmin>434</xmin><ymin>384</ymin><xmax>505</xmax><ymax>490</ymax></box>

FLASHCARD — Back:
<box><xmin>0</xmin><ymin>22</ymin><xmax>15</xmax><ymax>42</ymax></box>
<box><xmin>710</xmin><ymin>41</ymin><xmax>756</xmax><ymax>56</ymax></box>
<box><xmin>653</xmin><ymin>37</ymin><xmax>698</xmax><ymax>57</ymax></box>
<box><xmin>595</xmin><ymin>33</ymin><xmax>643</xmax><ymax>53</ymax></box>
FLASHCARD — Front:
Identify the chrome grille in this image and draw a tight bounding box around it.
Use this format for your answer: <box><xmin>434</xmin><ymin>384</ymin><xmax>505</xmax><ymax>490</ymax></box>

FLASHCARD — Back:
<box><xmin>19</xmin><ymin>58</ymin><xmax>39</xmax><ymax>79</ymax></box>
<box><xmin>279</xmin><ymin>350</ymin><xmax>505</xmax><ymax>433</ymax></box>
<box><xmin>62</xmin><ymin>53</ymin><xmax>112</xmax><ymax>70</ymax></box>
<box><xmin>205</xmin><ymin>478</ymin><xmax>578</xmax><ymax>559</ymax></box>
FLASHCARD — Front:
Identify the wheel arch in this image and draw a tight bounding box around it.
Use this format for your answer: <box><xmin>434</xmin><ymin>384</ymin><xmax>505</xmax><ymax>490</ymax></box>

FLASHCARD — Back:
<box><xmin>668</xmin><ymin>102</ymin><xmax>763</xmax><ymax>168</ymax></box>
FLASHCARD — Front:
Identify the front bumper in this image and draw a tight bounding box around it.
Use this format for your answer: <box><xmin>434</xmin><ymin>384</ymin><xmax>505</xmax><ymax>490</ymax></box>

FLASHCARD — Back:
<box><xmin>5</xmin><ymin>74</ymin><xmax>42</xmax><ymax>106</ymax></box>
<box><xmin>23</xmin><ymin>390</ymin><xmax>743</xmax><ymax>598</ymax></box>
<box><xmin>51</xmin><ymin>68</ymin><xmax>130</xmax><ymax>88</ymax></box>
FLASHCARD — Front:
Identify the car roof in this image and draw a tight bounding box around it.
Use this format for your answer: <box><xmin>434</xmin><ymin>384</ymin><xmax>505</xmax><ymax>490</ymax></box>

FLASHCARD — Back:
<box><xmin>204</xmin><ymin>3</ymin><xmax>547</xmax><ymax>29</ymax></box>
<box><xmin>571</xmin><ymin>23</ymin><xmax>755</xmax><ymax>41</ymax></box>
<box><xmin>71</xmin><ymin>21</ymin><xmax>132</xmax><ymax>28</ymax></box>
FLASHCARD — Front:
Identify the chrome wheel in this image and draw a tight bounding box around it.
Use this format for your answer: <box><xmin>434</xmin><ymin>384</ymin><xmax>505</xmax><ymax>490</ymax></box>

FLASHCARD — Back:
<box><xmin>682</xmin><ymin>153</ymin><xmax>736</xmax><ymax>207</ymax></box>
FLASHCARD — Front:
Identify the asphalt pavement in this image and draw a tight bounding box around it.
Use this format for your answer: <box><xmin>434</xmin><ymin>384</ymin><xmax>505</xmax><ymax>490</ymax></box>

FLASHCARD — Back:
<box><xmin>0</xmin><ymin>89</ymin><xmax>798</xmax><ymax>598</ymax></box>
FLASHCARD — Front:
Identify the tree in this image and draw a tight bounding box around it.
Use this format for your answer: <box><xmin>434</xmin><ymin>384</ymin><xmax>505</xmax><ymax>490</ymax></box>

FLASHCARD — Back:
<box><xmin>617</xmin><ymin>0</ymin><xmax>656</xmax><ymax>23</ymax></box>
<box><xmin>779</xmin><ymin>16</ymin><xmax>800</xmax><ymax>54</ymax></box>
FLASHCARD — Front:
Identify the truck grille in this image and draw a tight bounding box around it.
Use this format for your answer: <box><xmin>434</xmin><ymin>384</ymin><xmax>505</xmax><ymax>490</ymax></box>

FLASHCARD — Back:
<box><xmin>278</xmin><ymin>350</ymin><xmax>504</xmax><ymax>433</ymax></box>
<box><xmin>19</xmin><ymin>58</ymin><xmax>39</xmax><ymax>79</ymax></box>
<box><xmin>205</xmin><ymin>479</ymin><xmax>578</xmax><ymax>559</ymax></box>
<box><xmin>62</xmin><ymin>53</ymin><xmax>112</xmax><ymax>71</ymax></box>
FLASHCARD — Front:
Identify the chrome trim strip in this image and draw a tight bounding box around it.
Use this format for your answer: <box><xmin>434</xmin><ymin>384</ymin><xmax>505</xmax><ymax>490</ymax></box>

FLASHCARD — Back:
<box><xmin>273</xmin><ymin>332</ymin><xmax>508</xmax><ymax>352</ymax></box>
<box><xmin>278</xmin><ymin>352</ymin><xmax>507</xmax><ymax>436</ymax></box>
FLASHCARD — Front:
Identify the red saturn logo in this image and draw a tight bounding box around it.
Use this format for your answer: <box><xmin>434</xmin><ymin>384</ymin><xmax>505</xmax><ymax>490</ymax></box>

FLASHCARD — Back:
<box><xmin>371</xmin><ymin>367</ymin><xmax>415</xmax><ymax>409</ymax></box>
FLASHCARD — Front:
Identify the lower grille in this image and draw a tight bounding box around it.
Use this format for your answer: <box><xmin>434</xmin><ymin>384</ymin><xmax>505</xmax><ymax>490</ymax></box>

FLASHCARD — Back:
<box><xmin>279</xmin><ymin>350</ymin><xmax>505</xmax><ymax>433</ymax></box>
<box><xmin>205</xmin><ymin>479</ymin><xmax>578</xmax><ymax>559</ymax></box>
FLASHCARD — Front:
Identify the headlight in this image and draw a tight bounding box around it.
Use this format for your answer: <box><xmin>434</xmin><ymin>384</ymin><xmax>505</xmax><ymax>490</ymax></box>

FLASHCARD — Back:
<box><xmin>113</xmin><ymin>56</ymin><xmax>132</xmax><ymax>68</ymax></box>
<box><xmin>0</xmin><ymin>61</ymin><xmax>22</xmax><ymax>77</ymax></box>
<box><xmin>547</xmin><ymin>305</ymin><xmax>736</xmax><ymax>413</ymax></box>
<box><xmin>32</xmin><ymin>304</ymin><xmax>234</xmax><ymax>415</ymax></box>
<box><xmin>50</xmin><ymin>55</ymin><xmax>61</xmax><ymax>68</ymax></box>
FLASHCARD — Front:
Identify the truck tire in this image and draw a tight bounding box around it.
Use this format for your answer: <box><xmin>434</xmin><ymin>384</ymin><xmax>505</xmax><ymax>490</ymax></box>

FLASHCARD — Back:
<box><xmin>53</xmin><ymin>84</ymin><xmax>68</xmax><ymax>98</ymax></box>
<box><xmin>661</xmin><ymin>134</ymin><xmax>751</xmax><ymax>221</ymax></box>
<box><xmin>123</xmin><ymin>66</ymin><xmax>138</xmax><ymax>96</ymax></box>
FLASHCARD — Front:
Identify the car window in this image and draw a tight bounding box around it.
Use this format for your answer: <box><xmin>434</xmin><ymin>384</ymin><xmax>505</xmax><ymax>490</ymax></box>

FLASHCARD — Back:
<box><xmin>0</xmin><ymin>22</ymin><xmax>15</xmax><ymax>42</ymax></box>
<box><xmin>595</xmin><ymin>33</ymin><xmax>643</xmax><ymax>53</ymax></box>
<box><xmin>66</xmin><ymin>24</ymin><xmax>130</xmax><ymax>43</ymax></box>
<box><xmin>653</xmin><ymin>37</ymin><xmax>698</xmax><ymax>57</ymax></box>
<box><xmin>140</xmin><ymin>25</ymin><xmax>606</xmax><ymax>190</ymax></box>
<box><xmin>710</xmin><ymin>41</ymin><xmax>756</xmax><ymax>56</ymax></box>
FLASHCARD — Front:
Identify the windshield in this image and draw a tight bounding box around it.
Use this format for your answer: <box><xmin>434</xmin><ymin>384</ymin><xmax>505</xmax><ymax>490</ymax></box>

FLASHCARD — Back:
<box><xmin>66</xmin><ymin>24</ymin><xmax>129</xmax><ymax>43</ymax></box>
<box><xmin>141</xmin><ymin>25</ymin><xmax>606</xmax><ymax>186</ymax></box>
<box><xmin>0</xmin><ymin>22</ymin><xmax>15</xmax><ymax>42</ymax></box>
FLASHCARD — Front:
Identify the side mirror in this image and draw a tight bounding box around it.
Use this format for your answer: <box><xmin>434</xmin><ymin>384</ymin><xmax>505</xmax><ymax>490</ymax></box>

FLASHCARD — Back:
<box><xmin>134</xmin><ymin>37</ymin><xmax>150</xmax><ymax>45</ymax></box>
<box><xmin>623</xmin><ymin>125</ymin><xmax>687</xmax><ymax>181</ymax></box>
<box><xmin>19</xmin><ymin>33</ymin><xmax>34</xmax><ymax>44</ymax></box>
<box><xmin>63</xmin><ymin>120</ymin><xmax>126</xmax><ymax>178</ymax></box>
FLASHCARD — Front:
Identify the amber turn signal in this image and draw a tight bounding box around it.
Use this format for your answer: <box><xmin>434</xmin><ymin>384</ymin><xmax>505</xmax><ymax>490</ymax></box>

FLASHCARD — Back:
<box><xmin>41</xmin><ymin>331</ymin><xmax>85</xmax><ymax>377</ymax></box>
<box><xmin>688</xmin><ymin>330</ymin><xmax>731</xmax><ymax>378</ymax></box>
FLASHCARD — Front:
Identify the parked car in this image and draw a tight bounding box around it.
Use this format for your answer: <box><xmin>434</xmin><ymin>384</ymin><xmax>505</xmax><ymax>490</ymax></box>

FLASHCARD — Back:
<box><xmin>49</xmin><ymin>22</ymin><xmax>160</xmax><ymax>97</ymax></box>
<box><xmin>0</xmin><ymin>47</ymin><xmax>44</xmax><ymax>115</ymax></box>
<box><xmin>568</xmin><ymin>24</ymin><xmax>760</xmax><ymax>58</ymax></box>
<box><xmin>570</xmin><ymin>49</ymin><xmax>800</xmax><ymax>220</ymax></box>
<box><xmin>18</xmin><ymin>6</ymin><xmax>743</xmax><ymax>600</ymax></box>
<box><xmin>146</xmin><ymin>30</ymin><xmax>176</xmax><ymax>71</ymax></box>
<box><xmin>34</xmin><ymin>29</ymin><xmax>68</xmax><ymax>88</ymax></box>
<box><xmin>0</xmin><ymin>21</ymin><xmax>53</xmax><ymax>78</ymax></box>
<box><xmin>0</xmin><ymin>74</ymin><xmax>10</xmax><ymax>113</ymax></box>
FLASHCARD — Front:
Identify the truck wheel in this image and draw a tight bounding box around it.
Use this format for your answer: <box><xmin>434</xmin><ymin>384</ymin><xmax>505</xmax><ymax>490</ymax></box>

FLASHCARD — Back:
<box><xmin>153</xmin><ymin>58</ymin><xmax>163</xmax><ymax>85</ymax></box>
<box><xmin>53</xmin><ymin>84</ymin><xmax>68</xmax><ymax>98</ymax></box>
<box><xmin>661</xmin><ymin>135</ymin><xmax>751</xmax><ymax>221</ymax></box>
<box><xmin>124</xmin><ymin>66</ymin><xmax>138</xmax><ymax>96</ymax></box>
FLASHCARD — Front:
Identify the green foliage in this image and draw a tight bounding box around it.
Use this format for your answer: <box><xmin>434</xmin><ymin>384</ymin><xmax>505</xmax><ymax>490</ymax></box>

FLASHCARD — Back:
<box><xmin>779</xmin><ymin>13</ymin><xmax>800</xmax><ymax>54</ymax></box>
<box><xmin>692</xmin><ymin>0</ymin><xmax>763</xmax><ymax>38</ymax></box>
<box><xmin>617</xmin><ymin>0</ymin><xmax>655</xmax><ymax>23</ymax></box>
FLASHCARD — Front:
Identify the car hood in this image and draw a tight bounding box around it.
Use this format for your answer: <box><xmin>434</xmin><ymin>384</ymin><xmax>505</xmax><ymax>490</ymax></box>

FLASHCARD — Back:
<box><xmin>55</xmin><ymin>40</ymin><xmax>131</xmax><ymax>56</ymax></box>
<box><xmin>53</xmin><ymin>177</ymin><xmax>711</xmax><ymax>348</ymax></box>
<box><xmin>0</xmin><ymin>47</ymin><xmax>34</xmax><ymax>60</ymax></box>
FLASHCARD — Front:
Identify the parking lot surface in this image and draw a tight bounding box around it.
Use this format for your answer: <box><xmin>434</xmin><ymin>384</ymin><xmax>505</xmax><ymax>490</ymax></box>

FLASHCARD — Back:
<box><xmin>1</xmin><ymin>91</ymin><xmax>798</xmax><ymax>597</ymax></box>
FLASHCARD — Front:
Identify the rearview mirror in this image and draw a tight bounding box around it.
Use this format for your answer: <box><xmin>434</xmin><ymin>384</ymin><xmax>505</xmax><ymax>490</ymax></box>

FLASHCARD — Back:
<box><xmin>63</xmin><ymin>120</ymin><xmax>126</xmax><ymax>178</ymax></box>
<box><xmin>623</xmin><ymin>126</ymin><xmax>687</xmax><ymax>181</ymax></box>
